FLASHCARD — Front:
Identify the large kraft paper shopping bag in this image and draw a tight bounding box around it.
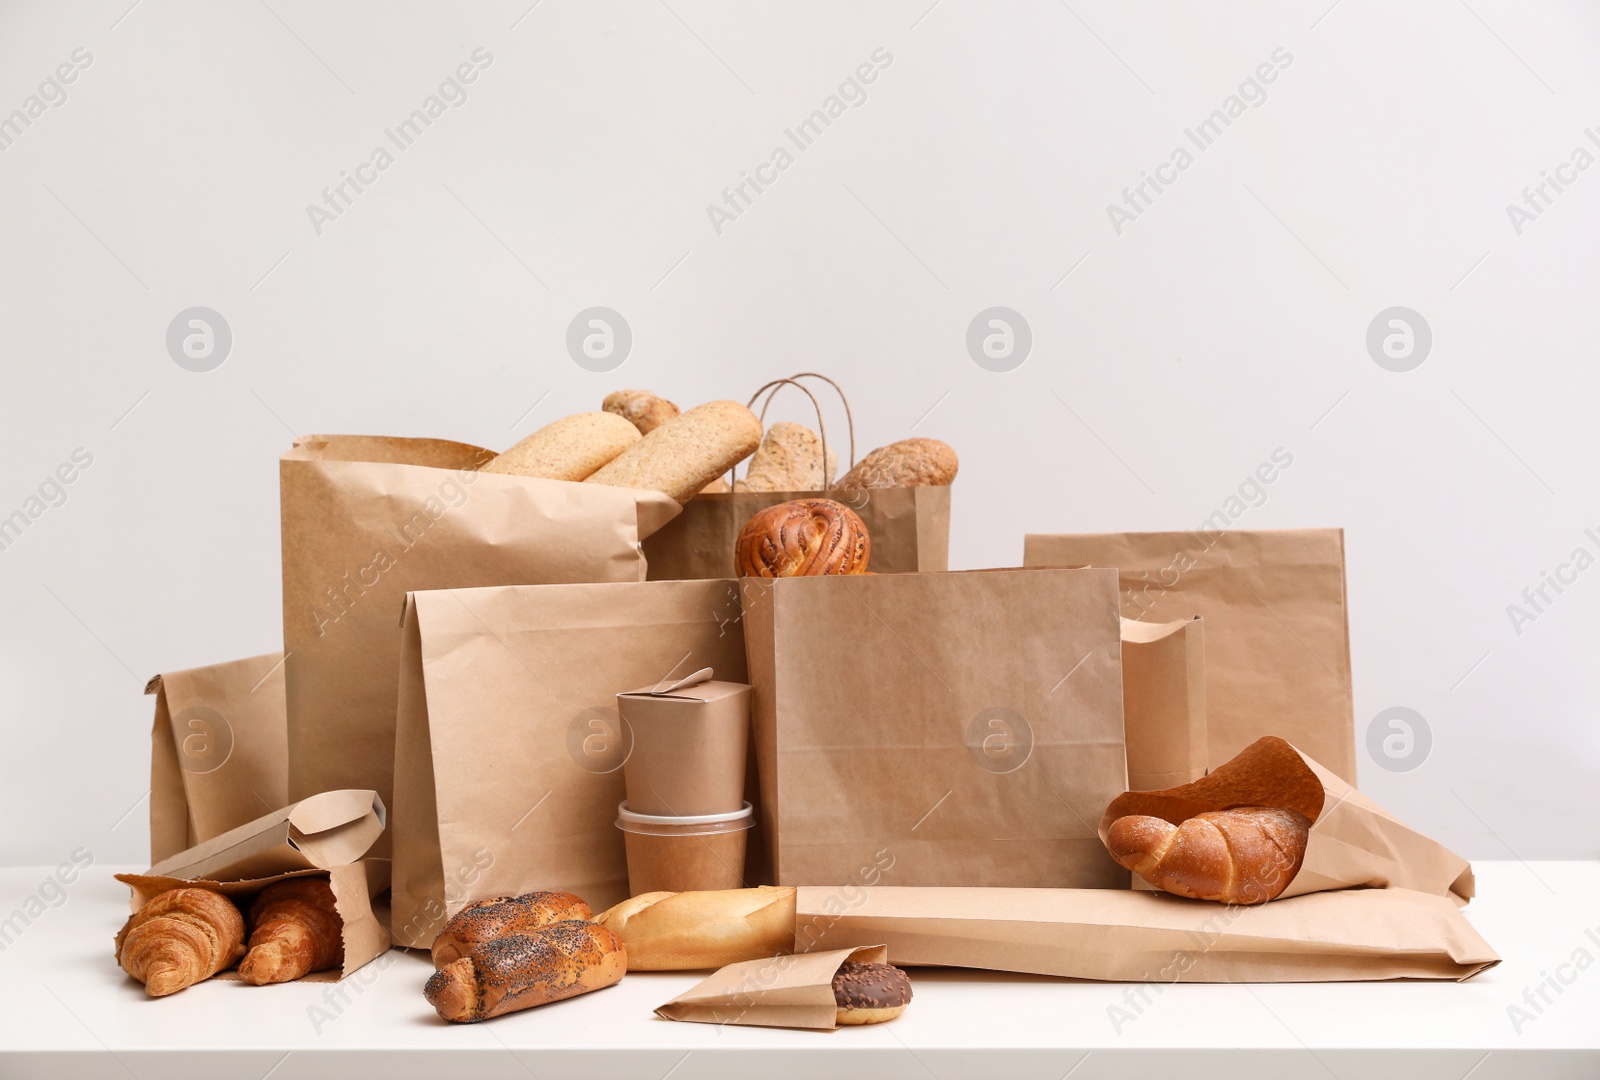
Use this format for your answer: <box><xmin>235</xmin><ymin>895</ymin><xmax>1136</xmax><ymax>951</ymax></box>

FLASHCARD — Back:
<box><xmin>390</xmin><ymin>579</ymin><xmax>749</xmax><ymax>948</ymax></box>
<box><xmin>147</xmin><ymin>652</ymin><xmax>288</xmax><ymax>864</ymax></box>
<box><xmin>281</xmin><ymin>435</ymin><xmax>679</xmax><ymax>853</ymax></box>
<box><xmin>1025</xmin><ymin>529</ymin><xmax>1356</xmax><ymax>783</ymax></box>
<box><xmin>644</xmin><ymin>485</ymin><xmax>950</xmax><ymax>580</ymax></box>
<box><xmin>744</xmin><ymin>568</ymin><xmax>1129</xmax><ymax>889</ymax></box>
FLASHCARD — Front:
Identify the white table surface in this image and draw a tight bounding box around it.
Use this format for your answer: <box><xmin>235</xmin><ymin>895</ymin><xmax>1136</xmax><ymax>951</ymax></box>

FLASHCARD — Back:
<box><xmin>1</xmin><ymin>861</ymin><xmax>1595</xmax><ymax>1080</ymax></box>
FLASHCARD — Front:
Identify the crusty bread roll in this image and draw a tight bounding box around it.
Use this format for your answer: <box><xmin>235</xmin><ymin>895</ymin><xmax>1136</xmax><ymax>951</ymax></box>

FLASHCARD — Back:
<box><xmin>735</xmin><ymin>422</ymin><xmax>837</xmax><ymax>493</ymax></box>
<box><xmin>480</xmin><ymin>412</ymin><xmax>640</xmax><ymax>481</ymax></box>
<box><xmin>603</xmin><ymin>389</ymin><xmax>680</xmax><ymax>435</ymax></box>
<box><xmin>584</xmin><ymin>400</ymin><xmax>762</xmax><ymax>504</ymax></box>
<box><xmin>832</xmin><ymin>960</ymin><xmax>912</xmax><ymax>1025</ymax></box>
<box><xmin>594</xmin><ymin>886</ymin><xmax>795</xmax><ymax>970</ymax></box>
<box><xmin>424</xmin><ymin>921</ymin><xmax>625</xmax><ymax>1022</ymax></box>
<box><xmin>735</xmin><ymin>499</ymin><xmax>870</xmax><ymax>577</ymax></box>
<box><xmin>1105</xmin><ymin>806</ymin><xmax>1310</xmax><ymax>904</ymax></box>
<box><xmin>836</xmin><ymin>438</ymin><xmax>957</xmax><ymax>489</ymax></box>
<box><xmin>431</xmin><ymin>891</ymin><xmax>593</xmax><ymax>968</ymax></box>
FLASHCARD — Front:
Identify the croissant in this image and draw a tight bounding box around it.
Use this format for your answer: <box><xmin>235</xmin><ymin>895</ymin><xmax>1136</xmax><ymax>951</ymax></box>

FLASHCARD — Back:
<box><xmin>735</xmin><ymin>498</ymin><xmax>870</xmax><ymax>577</ymax></box>
<box><xmin>237</xmin><ymin>877</ymin><xmax>344</xmax><ymax>984</ymax></box>
<box><xmin>115</xmin><ymin>887</ymin><xmax>246</xmax><ymax>997</ymax></box>
<box><xmin>1105</xmin><ymin>806</ymin><xmax>1311</xmax><ymax>904</ymax></box>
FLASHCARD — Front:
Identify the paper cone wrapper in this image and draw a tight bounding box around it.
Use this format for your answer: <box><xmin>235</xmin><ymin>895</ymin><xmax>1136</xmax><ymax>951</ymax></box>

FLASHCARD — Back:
<box><xmin>657</xmin><ymin>945</ymin><xmax>888</xmax><ymax>1029</ymax></box>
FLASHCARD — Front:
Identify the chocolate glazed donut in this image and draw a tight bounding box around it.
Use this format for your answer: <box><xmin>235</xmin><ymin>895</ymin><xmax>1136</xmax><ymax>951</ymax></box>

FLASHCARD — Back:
<box><xmin>832</xmin><ymin>961</ymin><xmax>912</xmax><ymax>1025</ymax></box>
<box><xmin>735</xmin><ymin>498</ymin><xmax>870</xmax><ymax>577</ymax></box>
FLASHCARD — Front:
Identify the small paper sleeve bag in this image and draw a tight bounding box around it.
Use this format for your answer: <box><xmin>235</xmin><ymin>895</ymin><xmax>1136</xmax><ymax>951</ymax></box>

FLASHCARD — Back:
<box><xmin>146</xmin><ymin>652</ymin><xmax>288</xmax><ymax>864</ymax></box>
<box><xmin>118</xmin><ymin>788</ymin><xmax>391</xmax><ymax>981</ymax></box>
<box><xmin>1098</xmin><ymin>735</ymin><xmax>1474</xmax><ymax>903</ymax></box>
<box><xmin>656</xmin><ymin>945</ymin><xmax>889</xmax><ymax>1029</ymax></box>
<box><xmin>1120</xmin><ymin>617</ymin><xmax>1206</xmax><ymax>792</ymax></box>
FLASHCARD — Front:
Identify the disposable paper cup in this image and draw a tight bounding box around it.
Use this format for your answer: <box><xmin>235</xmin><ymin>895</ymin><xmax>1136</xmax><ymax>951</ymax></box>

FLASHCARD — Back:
<box><xmin>616</xmin><ymin>802</ymin><xmax>753</xmax><ymax>895</ymax></box>
<box><xmin>618</xmin><ymin>684</ymin><xmax>750</xmax><ymax>817</ymax></box>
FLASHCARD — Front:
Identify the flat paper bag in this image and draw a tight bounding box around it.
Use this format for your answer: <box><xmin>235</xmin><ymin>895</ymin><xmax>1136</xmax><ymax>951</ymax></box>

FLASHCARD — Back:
<box><xmin>1025</xmin><ymin>529</ymin><xmax>1356</xmax><ymax>783</ymax></box>
<box><xmin>117</xmin><ymin>861</ymin><xmax>390</xmax><ymax>982</ymax></box>
<box><xmin>645</xmin><ymin>486</ymin><xmax>950</xmax><ymax>580</ymax></box>
<box><xmin>1100</xmin><ymin>735</ymin><xmax>1474</xmax><ymax>902</ymax></box>
<box><xmin>744</xmin><ymin>568</ymin><xmax>1129</xmax><ymax>889</ymax></box>
<box><xmin>149</xmin><ymin>788</ymin><xmax>387</xmax><ymax>883</ymax></box>
<box><xmin>390</xmin><ymin>579</ymin><xmax>750</xmax><ymax>948</ymax></box>
<box><xmin>281</xmin><ymin>434</ymin><xmax>679</xmax><ymax>847</ymax></box>
<box><xmin>657</xmin><ymin>944</ymin><xmax>887</xmax><ymax>1029</ymax></box>
<box><xmin>1121</xmin><ymin>617</ymin><xmax>1206</xmax><ymax>792</ymax></box>
<box><xmin>147</xmin><ymin>652</ymin><xmax>288</xmax><ymax>864</ymax></box>
<box><xmin>794</xmin><ymin>886</ymin><xmax>1498</xmax><ymax>982</ymax></box>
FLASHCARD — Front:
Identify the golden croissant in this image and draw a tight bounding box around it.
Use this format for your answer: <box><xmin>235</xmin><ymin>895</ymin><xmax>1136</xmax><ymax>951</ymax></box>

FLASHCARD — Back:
<box><xmin>735</xmin><ymin>498</ymin><xmax>870</xmax><ymax>577</ymax></box>
<box><xmin>237</xmin><ymin>877</ymin><xmax>345</xmax><ymax>984</ymax></box>
<box><xmin>1105</xmin><ymin>806</ymin><xmax>1311</xmax><ymax>904</ymax></box>
<box><xmin>115</xmin><ymin>887</ymin><xmax>246</xmax><ymax>996</ymax></box>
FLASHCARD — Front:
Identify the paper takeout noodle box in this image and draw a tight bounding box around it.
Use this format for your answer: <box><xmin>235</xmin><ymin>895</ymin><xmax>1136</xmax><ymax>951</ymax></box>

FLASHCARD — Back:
<box><xmin>1120</xmin><ymin>616</ymin><xmax>1206</xmax><ymax>792</ymax></box>
<box><xmin>617</xmin><ymin>668</ymin><xmax>752</xmax><ymax>817</ymax></box>
<box><xmin>793</xmin><ymin>885</ymin><xmax>1498</xmax><ymax>983</ymax></box>
<box><xmin>657</xmin><ymin>944</ymin><xmax>889</xmax><ymax>1029</ymax></box>
<box><xmin>146</xmin><ymin>651</ymin><xmax>288</xmax><ymax>864</ymax></box>
<box><xmin>280</xmin><ymin>434</ymin><xmax>680</xmax><ymax>856</ymax></box>
<box><xmin>119</xmin><ymin>788</ymin><xmax>391</xmax><ymax>982</ymax></box>
<box><xmin>743</xmin><ymin>567</ymin><xmax>1130</xmax><ymax>890</ymax></box>
<box><xmin>1098</xmin><ymin>736</ymin><xmax>1474</xmax><ymax>903</ymax></box>
<box><xmin>1025</xmin><ymin>528</ymin><xmax>1357</xmax><ymax>783</ymax></box>
<box><xmin>389</xmin><ymin>580</ymin><xmax>751</xmax><ymax>947</ymax></box>
<box><xmin>645</xmin><ymin>485</ymin><xmax>949</xmax><ymax>580</ymax></box>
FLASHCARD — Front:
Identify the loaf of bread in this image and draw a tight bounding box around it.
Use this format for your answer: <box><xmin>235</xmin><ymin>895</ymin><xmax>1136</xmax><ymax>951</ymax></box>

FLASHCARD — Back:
<box><xmin>700</xmin><ymin>476</ymin><xmax>731</xmax><ymax>494</ymax></box>
<box><xmin>735</xmin><ymin>422</ymin><xmax>837</xmax><ymax>492</ymax></box>
<box><xmin>603</xmin><ymin>389</ymin><xmax>680</xmax><ymax>435</ymax></box>
<box><xmin>431</xmin><ymin>891</ymin><xmax>593</xmax><ymax>967</ymax></box>
<box><xmin>424</xmin><ymin>921</ymin><xmax>626</xmax><ymax>1022</ymax></box>
<box><xmin>735</xmin><ymin>499</ymin><xmax>870</xmax><ymax>577</ymax></box>
<box><xmin>594</xmin><ymin>886</ymin><xmax>795</xmax><ymax>970</ymax></box>
<box><xmin>584</xmin><ymin>400</ymin><xmax>762</xmax><ymax>504</ymax></box>
<box><xmin>480</xmin><ymin>412</ymin><xmax>640</xmax><ymax>481</ymax></box>
<box><xmin>836</xmin><ymin>438</ymin><xmax>957</xmax><ymax>489</ymax></box>
<box><xmin>1105</xmin><ymin>806</ymin><xmax>1311</xmax><ymax>904</ymax></box>
<box><xmin>237</xmin><ymin>877</ymin><xmax>343</xmax><ymax>984</ymax></box>
<box><xmin>115</xmin><ymin>887</ymin><xmax>246</xmax><ymax>997</ymax></box>
<box><xmin>832</xmin><ymin>961</ymin><xmax>912</xmax><ymax>1025</ymax></box>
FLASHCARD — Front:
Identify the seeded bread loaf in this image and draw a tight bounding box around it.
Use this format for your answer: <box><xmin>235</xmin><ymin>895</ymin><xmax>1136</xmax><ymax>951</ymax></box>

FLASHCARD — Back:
<box><xmin>836</xmin><ymin>438</ymin><xmax>957</xmax><ymax>489</ymax></box>
<box><xmin>734</xmin><ymin>422</ymin><xmax>838</xmax><ymax>492</ymax></box>
<box><xmin>603</xmin><ymin>389</ymin><xmax>680</xmax><ymax>435</ymax></box>
<box><xmin>481</xmin><ymin>412</ymin><xmax>640</xmax><ymax>481</ymax></box>
<box><xmin>585</xmin><ymin>400</ymin><xmax>762</xmax><ymax>504</ymax></box>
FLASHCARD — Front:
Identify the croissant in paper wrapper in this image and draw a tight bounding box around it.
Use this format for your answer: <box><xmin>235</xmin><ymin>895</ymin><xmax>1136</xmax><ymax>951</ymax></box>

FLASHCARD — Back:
<box><xmin>735</xmin><ymin>499</ymin><xmax>870</xmax><ymax>578</ymax></box>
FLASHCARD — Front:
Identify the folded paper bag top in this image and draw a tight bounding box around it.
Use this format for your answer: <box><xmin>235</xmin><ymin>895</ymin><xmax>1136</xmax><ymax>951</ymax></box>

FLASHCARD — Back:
<box><xmin>1097</xmin><ymin>736</ymin><xmax>1474</xmax><ymax>903</ymax></box>
<box><xmin>657</xmin><ymin>945</ymin><xmax>888</xmax><ymax>1029</ymax></box>
<box><xmin>147</xmin><ymin>789</ymin><xmax>386</xmax><ymax>884</ymax></box>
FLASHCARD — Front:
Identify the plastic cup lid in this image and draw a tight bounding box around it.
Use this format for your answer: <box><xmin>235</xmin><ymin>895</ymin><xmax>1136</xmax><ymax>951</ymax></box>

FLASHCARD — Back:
<box><xmin>615</xmin><ymin>801</ymin><xmax>752</xmax><ymax>826</ymax></box>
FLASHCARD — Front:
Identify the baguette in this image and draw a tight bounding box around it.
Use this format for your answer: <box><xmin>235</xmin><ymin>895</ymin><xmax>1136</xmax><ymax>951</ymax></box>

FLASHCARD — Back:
<box><xmin>431</xmin><ymin>891</ymin><xmax>593</xmax><ymax>968</ymax></box>
<box><xmin>1105</xmin><ymin>806</ymin><xmax>1310</xmax><ymax>904</ymax></box>
<box><xmin>584</xmin><ymin>401</ymin><xmax>762</xmax><ymax>504</ymax></box>
<box><xmin>480</xmin><ymin>412</ymin><xmax>640</xmax><ymax>481</ymax></box>
<box><xmin>424</xmin><ymin>921</ymin><xmax>625</xmax><ymax>1022</ymax></box>
<box><xmin>594</xmin><ymin>886</ymin><xmax>794</xmax><ymax>970</ymax></box>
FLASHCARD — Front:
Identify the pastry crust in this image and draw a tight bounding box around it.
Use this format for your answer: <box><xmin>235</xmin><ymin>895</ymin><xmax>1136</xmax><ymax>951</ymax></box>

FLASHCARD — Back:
<box><xmin>734</xmin><ymin>499</ymin><xmax>870</xmax><ymax>577</ymax></box>
<box><xmin>115</xmin><ymin>887</ymin><xmax>246</xmax><ymax>997</ymax></box>
<box><xmin>237</xmin><ymin>877</ymin><xmax>344</xmax><ymax>985</ymax></box>
<box><xmin>1105</xmin><ymin>805</ymin><xmax>1311</xmax><ymax>904</ymax></box>
<box><xmin>836</xmin><ymin>438</ymin><xmax>957</xmax><ymax>490</ymax></box>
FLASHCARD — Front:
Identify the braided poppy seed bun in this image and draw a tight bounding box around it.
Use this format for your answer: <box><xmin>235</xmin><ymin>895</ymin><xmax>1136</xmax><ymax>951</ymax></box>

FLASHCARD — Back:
<box><xmin>431</xmin><ymin>891</ymin><xmax>593</xmax><ymax>968</ymax></box>
<box><xmin>734</xmin><ymin>498</ymin><xmax>870</xmax><ymax>577</ymax></box>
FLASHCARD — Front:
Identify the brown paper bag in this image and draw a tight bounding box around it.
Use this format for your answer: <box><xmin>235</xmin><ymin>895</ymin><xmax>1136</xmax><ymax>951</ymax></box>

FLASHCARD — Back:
<box><xmin>280</xmin><ymin>435</ymin><xmax>680</xmax><ymax>847</ymax></box>
<box><xmin>644</xmin><ymin>485</ymin><xmax>950</xmax><ymax>580</ymax></box>
<box><xmin>744</xmin><ymin>567</ymin><xmax>1129</xmax><ymax>890</ymax></box>
<box><xmin>1120</xmin><ymin>617</ymin><xmax>1206</xmax><ymax>792</ymax></box>
<box><xmin>389</xmin><ymin>579</ymin><xmax>750</xmax><ymax>948</ymax></box>
<box><xmin>146</xmin><ymin>652</ymin><xmax>289</xmax><ymax>864</ymax></box>
<box><xmin>148</xmin><ymin>788</ymin><xmax>387</xmax><ymax>883</ymax></box>
<box><xmin>1099</xmin><ymin>735</ymin><xmax>1473</xmax><ymax>902</ymax></box>
<box><xmin>657</xmin><ymin>944</ymin><xmax>888</xmax><ymax>1029</ymax></box>
<box><xmin>116</xmin><ymin>862</ymin><xmax>389</xmax><ymax>983</ymax></box>
<box><xmin>1025</xmin><ymin>528</ymin><xmax>1356</xmax><ymax>782</ymax></box>
<box><xmin>792</xmin><ymin>885</ymin><xmax>1497</xmax><ymax>982</ymax></box>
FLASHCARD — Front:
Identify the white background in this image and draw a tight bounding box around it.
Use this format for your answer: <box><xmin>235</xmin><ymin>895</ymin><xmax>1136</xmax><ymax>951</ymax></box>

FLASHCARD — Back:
<box><xmin>0</xmin><ymin>0</ymin><xmax>1595</xmax><ymax>867</ymax></box>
